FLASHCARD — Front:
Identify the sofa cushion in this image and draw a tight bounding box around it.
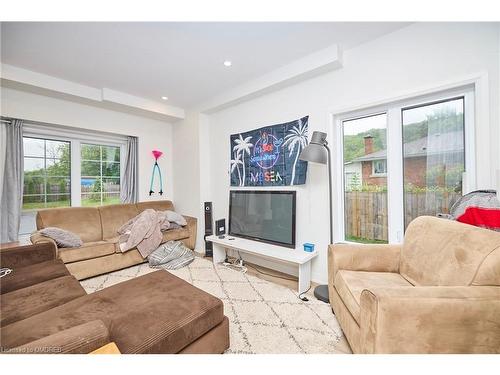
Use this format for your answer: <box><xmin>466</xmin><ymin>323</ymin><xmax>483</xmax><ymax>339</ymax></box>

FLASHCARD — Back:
<box><xmin>11</xmin><ymin>320</ymin><xmax>110</xmax><ymax>354</ymax></box>
<box><xmin>401</xmin><ymin>216</ymin><xmax>500</xmax><ymax>286</ymax></box>
<box><xmin>98</xmin><ymin>203</ymin><xmax>140</xmax><ymax>240</ymax></box>
<box><xmin>334</xmin><ymin>270</ymin><xmax>411</xmax><ymax>324</ymax></box>
<box><xmin>0</xmin><ymin>242</ymin><xmax>56</xmax><ymax>270</ymax></box>
<box><xmin>0</xmin><ymin>270</ymin><xmax>224</xmax><ymax>353</ymax></box>
<box><xmin>65</xmin><ymin>250</ymin><xmax>145</xmax><ymax>281</ymax></box>
<box><xmin>472</xmin><ymin>247</ymin><xmax>500</xmax><ymax>286</ymax></box>
<box><xmin>0</xmin><ymin>259</ymin><xmax>70</xmax><ymax>295</ymax></box>
<box><xmin>162</xmin><ymin>227</ymin><xmax>190</xmax><ymax>242</ymax></box>
<box><xmin>136</xmin><ymin>200</ymin><xmax>174</xmax><ymax>213</ymax></box>
<box><xmin>58</xmin><ymin>241</ymin><xmax>116</xmax><ymax>263</ymax></box>
<box><xmin>36</xmin><ymin>207</ymin><xmax>102</xmax><ymax>243</ymax></box>
<box><xmin>0</xmin><ymin>275</ymin><xmax>86</xmax><ymax>327</ymax></box>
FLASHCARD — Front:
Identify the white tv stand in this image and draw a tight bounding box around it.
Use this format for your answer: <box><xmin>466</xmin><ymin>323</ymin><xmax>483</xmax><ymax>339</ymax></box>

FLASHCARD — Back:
<box><xmin>206</xmin><ymin>235</ymin><xmax>317</xmax><ymax>294</ymax></box>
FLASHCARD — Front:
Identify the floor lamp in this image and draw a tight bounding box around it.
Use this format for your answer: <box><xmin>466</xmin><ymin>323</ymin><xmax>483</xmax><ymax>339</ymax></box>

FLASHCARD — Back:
<box><xmin>299</xmin><ymin>131</ymin><xmax>332</xmax><ymax>303</ymax></box>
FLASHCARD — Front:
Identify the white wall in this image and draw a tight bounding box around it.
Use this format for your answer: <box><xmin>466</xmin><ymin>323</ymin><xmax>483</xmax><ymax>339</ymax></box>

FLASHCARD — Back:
<box><xmin>184</xmin><ymin>22</ymin><xmax>499</xmax><ymax>284</ymax></box>
<box><xmin>0</xmin><ymin>87</ymin><xmax>175</xmax><ymax>203</ymax></box>
<box><xmin>171</xmin><ymin>110</ymin><xmax>204</xmax><ymax>251</ymax></box>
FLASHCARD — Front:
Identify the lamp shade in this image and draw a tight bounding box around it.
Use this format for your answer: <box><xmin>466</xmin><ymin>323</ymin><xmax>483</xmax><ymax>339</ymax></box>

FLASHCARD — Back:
<box><xmin>299</xmin><ymin>131</ymin><xmax>328</xmax><ymax>164</ymax></box>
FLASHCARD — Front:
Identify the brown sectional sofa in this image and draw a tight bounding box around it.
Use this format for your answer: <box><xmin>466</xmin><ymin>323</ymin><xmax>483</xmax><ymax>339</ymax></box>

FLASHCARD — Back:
<box><xmin>328</xmin><ymin>216</ymin><xmax>500</xmax><ymax>354</ymax></box>
<box><xmin>30</xmin><ymin>200</ymin><xmax>197</xmax><ymax>280</ymax></box>
<box><xmin>0</xmin><ymin>242</ymin><xmax>230</xmax><ymax>354</ymax></box>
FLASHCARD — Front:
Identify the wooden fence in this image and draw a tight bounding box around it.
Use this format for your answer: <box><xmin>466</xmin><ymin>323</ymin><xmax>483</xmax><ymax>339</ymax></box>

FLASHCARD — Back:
<box><xmin>345</xmin><ymin>191</ymin><xmax>461</xmax><ymax>242</ymax></box>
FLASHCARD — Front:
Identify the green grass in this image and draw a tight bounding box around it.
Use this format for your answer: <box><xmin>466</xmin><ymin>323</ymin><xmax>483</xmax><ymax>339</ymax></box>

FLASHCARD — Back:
<box><xmin>345</xmin><ymin>235</ymin><xmax>388</xmax><ymax>244</ymax></box>
<box><xmin>23</xmin><ymin>200</ymin><xmax>71</xmax><ymax>210</ymax></box>
<box><xmin>22</xmin><ymin>197</ymin><xmax>121</xmax><ymax>210</ymax></box>
<box><xmin>81</xmin><ymin>196</ymin><xmax>121</xmax><ymax>207</ymax></box>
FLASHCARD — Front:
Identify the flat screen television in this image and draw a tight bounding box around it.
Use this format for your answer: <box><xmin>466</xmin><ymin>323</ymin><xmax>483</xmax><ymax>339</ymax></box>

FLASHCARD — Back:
<box><xmin>229</xmin><ymin>190</ymin><xmax>296</xmax><ymax>248</ymax></box>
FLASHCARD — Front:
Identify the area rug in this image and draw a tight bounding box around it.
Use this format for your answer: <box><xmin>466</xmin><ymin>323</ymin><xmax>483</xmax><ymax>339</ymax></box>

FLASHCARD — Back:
<box><xmin>80</xmin><ymin>257</ymin><xmax>349</xmax><ymax>354</ymax></box>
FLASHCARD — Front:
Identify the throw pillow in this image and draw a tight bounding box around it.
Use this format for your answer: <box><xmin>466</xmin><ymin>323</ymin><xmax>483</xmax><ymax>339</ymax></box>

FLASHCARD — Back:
<box><xmin>167</xmin><ymin>222</ymin><xmax>182</xmax><ymax>230</ymax></box>
<box><xmin>40</xmin><ymin>227</ymin><xmax>83</xmax><ymax>248</ymax></box>
<box><xmin>164</xmin><ymin>210</ymin><xmax>188</xmax><ymax>226</ymax></box>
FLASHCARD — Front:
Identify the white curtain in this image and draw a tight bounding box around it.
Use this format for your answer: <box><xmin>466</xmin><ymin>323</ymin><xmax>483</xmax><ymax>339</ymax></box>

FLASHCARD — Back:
<box><xmin>0</xmin><ymin>119</ymin><xmax>24</xmax><ymax>242</ymax></box>
<box><xmin>120</xmin><ymin>136</ymin><xmax>138</xmax><ymax>203</ymax></box>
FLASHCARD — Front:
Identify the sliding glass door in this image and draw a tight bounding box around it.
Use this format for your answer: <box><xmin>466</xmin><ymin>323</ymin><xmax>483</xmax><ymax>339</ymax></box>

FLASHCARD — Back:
<box><xmin>402</xmin><ymin>97</ymin><xmax>465</xmax><ymax>229</ymax></box>
<box><xmin>343</xmin><ymin>113</ymin><xmax>388</xmax><ymax>244</ymax></box>
<box><xmin>338</xmin><ymin>88</ymin><xmax>473</xmax><ymax>244</ymax></box>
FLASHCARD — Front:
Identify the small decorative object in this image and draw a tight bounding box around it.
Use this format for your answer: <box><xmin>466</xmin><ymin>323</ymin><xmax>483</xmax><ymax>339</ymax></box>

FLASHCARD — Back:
<box><xmin>303</xmin><ymin>243</ymin><xmax>315</xmax><ymax>253</ymax></box>
<box><xmin>149</xmin><ymin>150</ymin><xmax>164</xmax><ymax>196</ymax></box>
<box><xmin>230</xmin><ymin>116</ymin><xmax>309</xmax><ymax>187</ymax></box>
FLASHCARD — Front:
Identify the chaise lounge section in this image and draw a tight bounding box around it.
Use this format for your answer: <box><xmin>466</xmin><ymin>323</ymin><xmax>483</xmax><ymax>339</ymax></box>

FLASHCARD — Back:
<box><xmin>30</xmin><ymin>200</ymin><xmax>197</xmax><ymax>280</ymax></box>
<box><xmin>0</xmin><ymin>242</ymin><xmax>229</xmax><ymax>354</ymax></box>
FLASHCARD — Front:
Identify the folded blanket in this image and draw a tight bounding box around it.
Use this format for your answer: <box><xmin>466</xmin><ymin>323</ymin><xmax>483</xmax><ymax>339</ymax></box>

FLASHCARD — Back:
<box><xmin>148</xmin><ymin>240</ymin><xmax>194</xmax><ymax>270</ymax></box>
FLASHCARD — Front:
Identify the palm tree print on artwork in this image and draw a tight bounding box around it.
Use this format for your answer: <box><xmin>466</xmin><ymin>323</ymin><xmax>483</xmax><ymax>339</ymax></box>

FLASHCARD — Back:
<box><xmin>230</xmin><ymin>151</ymin><xmax>243</xmax><ymax>186</ymax></box>
<box><xmin>232</xmin><ymin>135</ymin><xmax>253</xmax><ymax>186</ymax></box>
<box><xmin>282</xmin><ymin>118</ymin><xmax>309</xmax><ymax>185</ymax></box>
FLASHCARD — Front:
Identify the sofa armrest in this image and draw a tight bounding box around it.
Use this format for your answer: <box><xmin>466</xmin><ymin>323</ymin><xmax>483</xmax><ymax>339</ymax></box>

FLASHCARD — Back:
<box><xmin>359</xmin><ymin>286</ymin><xmax>500</xmax><ymax>353</ymax></box>
<box><xmin>0</xmin><ymin>242</ymin><xmax>57</xmax><ymax>269</ymax></box>
<box><xmin>182</xmin><ymin>215</ymin><xmax>197</xmax><ymax>250</ymax></box>
<box><xmin>7</xmin><ymin>320</ymin><xmax>110</xmax><ymax>354</ymax></box>
<box><xmin>30</xmin><ymin>230</ymin><xmax>58</xmax><ymax>250</ymax></box>
<box><xmin>328</xmin><ymin>243</ymin><xmax>401</xmax><ymax>289</ymax></box>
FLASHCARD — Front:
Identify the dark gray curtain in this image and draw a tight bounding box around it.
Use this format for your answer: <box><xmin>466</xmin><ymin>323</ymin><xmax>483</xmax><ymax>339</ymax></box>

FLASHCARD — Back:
<box><xmin>1</xmin><ymin>119</ymin><xmax>24</xmax><ymax>242</ymax></box>
<box><xmin>120</xmin><ymin>136</ymin><xmax>138</xmax><ymax>203</ymax></box>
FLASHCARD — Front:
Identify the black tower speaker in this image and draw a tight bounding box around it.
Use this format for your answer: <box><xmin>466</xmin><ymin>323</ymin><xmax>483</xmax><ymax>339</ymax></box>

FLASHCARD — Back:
<box><xmin>204</xmin><ymin>202</ymin><xmax>213</xmax><ymax>257</ymax></box>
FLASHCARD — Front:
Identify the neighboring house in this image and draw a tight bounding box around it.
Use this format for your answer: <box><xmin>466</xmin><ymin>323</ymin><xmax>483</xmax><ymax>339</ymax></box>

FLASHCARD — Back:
<box><xmin>345</xmin><ymin>132</ymin><xmax>464</xmax><ymax>188</ymax></box>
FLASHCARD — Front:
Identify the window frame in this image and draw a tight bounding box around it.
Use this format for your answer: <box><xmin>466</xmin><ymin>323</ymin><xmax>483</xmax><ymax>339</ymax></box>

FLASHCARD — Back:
<box><xmin>371</xmin><ymin>159</ymin><xmax>387</xmax><ymax>177</ymax></box>
<box><xmin>333</xmin><ymin>85</ymin><xmax>475</xmax><ymax>245</ymax></box>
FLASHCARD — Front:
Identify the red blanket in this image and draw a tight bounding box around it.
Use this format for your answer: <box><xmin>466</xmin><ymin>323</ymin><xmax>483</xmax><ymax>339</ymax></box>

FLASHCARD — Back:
<box><xmin>456</xmin><ymin>206</ymin><xmax>500</xmax><ymax>231</ymax></box>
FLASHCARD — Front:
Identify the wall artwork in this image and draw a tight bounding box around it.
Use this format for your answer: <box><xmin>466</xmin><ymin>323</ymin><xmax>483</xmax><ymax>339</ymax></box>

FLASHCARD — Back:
<box><xmin>230</xmin><ymin>116</ymin><xmax>309</xmax><ymax>186</ymax></box>
<box><xmin>149</xmin><ymin>149</ymin><xmax>164</xmax><ymax>196</ymax></box>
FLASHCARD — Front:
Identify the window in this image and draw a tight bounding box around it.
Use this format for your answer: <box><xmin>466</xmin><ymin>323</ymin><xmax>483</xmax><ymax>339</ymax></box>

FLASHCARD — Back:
<box><xmin>372</xmin><ymin>160</ymin><xmax>387</xmax><ymax>176</ymax></box>
<box><xmin>23</xmin><ymin>137</ymin><xmax>71</xmax><ymax>210</ymax></box>
<box><xmin>20</xmin><ymin>127</ymin><xmax>126</xmax><ymax>238</ymax></box>
<box><xmin>402</xmin><ymin>97</ymin><xmax>465</xmax><ymax>228</ymax></box>
<box><xmin>337</xmin><ymin>87</ymin><xmax>473</xmax><ymax>244</ymax></box>
<box><xmin>81</xmin><ymin>143</ymin><xmax>121</xmax><ymax>206</ymax></box>
<box><xmin>343</xmin><ymin>113</ymin><xmax>388</xmax><ymax>244</ymax></box>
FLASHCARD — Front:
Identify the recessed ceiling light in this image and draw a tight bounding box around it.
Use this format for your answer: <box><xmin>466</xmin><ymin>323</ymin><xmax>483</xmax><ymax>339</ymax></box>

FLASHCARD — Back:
<box><xmin>161</xmin><ymin>96</ymin><xmax>168</xmax><ymax>100</ymax></box>
<box><xmin>223</xmin><ymin>60</ymin><xmax>232</xmax><ymax>67</ymax></box>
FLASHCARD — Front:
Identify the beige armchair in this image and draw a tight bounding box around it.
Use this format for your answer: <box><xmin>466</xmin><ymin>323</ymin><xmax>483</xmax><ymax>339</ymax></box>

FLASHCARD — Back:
<box><xmin>328</xmin><ymin>216</ymin><xmax>500</xmax><ymax>353</ymax></box>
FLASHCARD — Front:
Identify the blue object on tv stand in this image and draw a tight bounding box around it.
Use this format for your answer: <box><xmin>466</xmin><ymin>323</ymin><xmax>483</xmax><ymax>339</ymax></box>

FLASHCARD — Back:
<box><xmin>303</xmin><ymin>243</ymin><xmax>315</xmax><ymax>252</ymax></box>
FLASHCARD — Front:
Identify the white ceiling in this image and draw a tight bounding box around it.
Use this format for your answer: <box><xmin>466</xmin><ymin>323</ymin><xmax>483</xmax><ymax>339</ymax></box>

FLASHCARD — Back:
<box><xmin>1</xmin><ymin>22</ymin><xmax>410</xmax><ymax>109</ymax></box>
